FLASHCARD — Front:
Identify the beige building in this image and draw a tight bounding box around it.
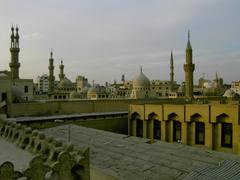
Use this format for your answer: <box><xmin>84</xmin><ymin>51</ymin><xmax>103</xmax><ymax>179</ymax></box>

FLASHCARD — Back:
<box><xmin>128</xmin><ymin>102</ymin><xmax>240</xmax><ymax>154</ymax></box>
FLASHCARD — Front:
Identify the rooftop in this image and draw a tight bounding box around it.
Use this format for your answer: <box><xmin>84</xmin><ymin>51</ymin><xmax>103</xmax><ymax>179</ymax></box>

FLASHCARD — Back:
<box><xmin>42</xmin><ymin>124</ymin><xmax>240</xmax><ymax>180</ymax></box>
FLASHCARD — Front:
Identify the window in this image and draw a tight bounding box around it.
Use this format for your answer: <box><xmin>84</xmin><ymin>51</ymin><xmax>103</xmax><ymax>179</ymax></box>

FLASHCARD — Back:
<box><xmin>24</xmin><ymin>86</ymin><xmax>29</xmax><ymax>93</ymax></box>
<box><xmin>221</xmin><ymin>123</ymin><xmax>232</xmax><ymax>148</ymax></box>
<box><xmin>154</xmin><ymin>120</ymin><xmax>161</xmax><ymax>140</ymax></box>
<box><xmin>195</xmin><ymin>122</ymin><xmax>205</xmax><ymax>145</ymax></box>
<box><xmin>173</xmin><ymin>121</ymin><xmax>181</xmax><ymax>142</ymax></box>
<box><xmin>136</xmin><ymin>119</ymin><xmax>143</xmax><ymax>137</ymax></box>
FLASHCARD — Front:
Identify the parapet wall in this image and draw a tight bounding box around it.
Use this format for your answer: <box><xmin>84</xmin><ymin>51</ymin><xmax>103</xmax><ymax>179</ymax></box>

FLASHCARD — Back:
<box><xmin>0</xmin><ymin>120</ymin><xmax>90</xmax><ymax>180</ymax></box>
<box><xmin>7</xmin><ymin>99</ymin><xmax>177</xmax><ymax>117</ymax></box>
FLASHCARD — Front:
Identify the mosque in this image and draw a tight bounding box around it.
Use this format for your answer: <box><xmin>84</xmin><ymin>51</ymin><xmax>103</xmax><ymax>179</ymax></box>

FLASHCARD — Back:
<box><xmin>1</xmin><ymin>26</ymin><xmax>240</xmax><ymax>179</ymax></box>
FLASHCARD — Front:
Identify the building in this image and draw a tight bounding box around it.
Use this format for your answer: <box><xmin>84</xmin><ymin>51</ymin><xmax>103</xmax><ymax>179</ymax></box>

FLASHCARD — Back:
<box><xmin>0</xmin><ymin>26</ymin><xmax>34</xmax><ymax>104</ymax></box>
<box><xmin>36</xmin><ymin>74</ymin><xmax>49</xmax><ymax>94</ymax></box>
<box><xmin>128</xmin><ymin>103</ymin><xmax>240</xmax><ymax>154</ymax></box>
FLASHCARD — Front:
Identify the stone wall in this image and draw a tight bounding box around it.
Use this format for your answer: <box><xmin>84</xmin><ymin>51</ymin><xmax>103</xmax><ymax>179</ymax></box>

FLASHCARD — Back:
<box><xmin>0</xmin><ymin>120</ymin><xmax>90</xmax><ymax>180</ymax></box>
<box><xmin>7</xmin><ymin>99</ymin><xmax>177</xmax><ymax>117</ymax></box>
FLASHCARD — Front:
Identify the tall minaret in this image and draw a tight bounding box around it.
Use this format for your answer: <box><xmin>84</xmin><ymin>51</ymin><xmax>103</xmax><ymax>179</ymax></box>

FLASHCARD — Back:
<box><xmin>48</xmin><ymin>50</ymin><xmax>55</xmax><ymax>95</ymax></box>
<box><xmin>170</xmin><ymin>50</ymin><xmax>174</xmax><ymax>92</ymax></box>
<box><xmin>9</xmin><ymin>25</ymin><xmax>20</xmax><ymax>79</ymax></box>
<box><xmin>59</xmin><ymin>60</ymin><xmax>65</xmax><ymax>81</ymax></box>
<box><xmin>184</xmin><ymin>30</ymin><xmax>195</xmax><ymax>99</ymax></box>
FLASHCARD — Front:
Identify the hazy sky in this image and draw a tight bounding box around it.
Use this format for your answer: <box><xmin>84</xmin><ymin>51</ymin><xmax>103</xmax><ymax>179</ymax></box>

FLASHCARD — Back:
<box><xmin>0</xmin><ymin>0</ymin><xmax>239</xmax><ymax>84</ymax></box>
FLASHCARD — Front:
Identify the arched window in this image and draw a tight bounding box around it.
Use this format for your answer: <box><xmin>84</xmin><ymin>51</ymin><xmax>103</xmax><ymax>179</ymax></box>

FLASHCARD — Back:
<box><xmin>221</xmin><ymin>123</ymin><xmax>232</xmax><ymax>148</ymax></box>
<box><xmin>195</xmin><ymin>122</ymin><xmax>205</xmax><ymax>145</ymax></box>
<box><xmin>173</xmin><ymin>120</ymin><xmax>181</xmax><ymax>142</ymax></box>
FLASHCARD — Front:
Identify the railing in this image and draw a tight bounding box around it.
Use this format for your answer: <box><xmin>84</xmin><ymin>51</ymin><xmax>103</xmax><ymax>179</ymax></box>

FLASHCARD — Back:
<box><xmin>0</xmin><ymin>121</ymin><xmax>90</xmax><ymax>180</ymax></box>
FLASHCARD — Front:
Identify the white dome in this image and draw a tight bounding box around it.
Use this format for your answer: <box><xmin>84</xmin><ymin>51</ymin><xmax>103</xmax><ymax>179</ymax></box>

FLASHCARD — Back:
<box><xmin>132</xmin><ymin>68</ymin><xmax>150</xmax><ymax>88</ymax></box>
<box><xmin>223</xmin><ymin>89</ymin><xmax>236</xmax><ymax>98</ymax></box>
<box><xmin>58</xmin><ymin>77</ymin><xmax>73</xmax><ymax>88</ymax></box>
<box><xmin>11</xmin><ymin>86</ymin><xmax>25</xmax><ymax>102</ymax></box>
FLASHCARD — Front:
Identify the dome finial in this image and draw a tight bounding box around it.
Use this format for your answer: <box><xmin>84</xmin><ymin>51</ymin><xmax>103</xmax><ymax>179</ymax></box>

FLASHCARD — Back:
<box><xmin>140</xmin><ymin>65</ymin><xmax>143</xmax><ymax>73</ymax></box>
<box><xmin>92</xmin><ymin>80</ymin><xmax>95</xmax><ymax>87</ymax></box>
<box><xmin>188</xmin><ymin>29</ymin><xmax>190</xmax><ymax>41</ymax></box>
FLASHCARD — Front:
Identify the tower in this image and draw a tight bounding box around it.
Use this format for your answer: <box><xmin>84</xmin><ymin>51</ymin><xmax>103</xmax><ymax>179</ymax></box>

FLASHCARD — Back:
<box><xmin>59</xmin><ymin>60</ymin><xmax>65</xmax><ymax>81</ymax></box>
<box><xmin>121</xmin><ymin>74</ymin><xmax>125</xmax><ymax>83</ymax></box>
<box><xmin>9</xmin><ymin>25</ymin><xmax>20</xmax><ymax>79</ymax></box>
<box><xmin>48</xmin><ymin>50</ymin><xmax>55</xmax><ymax>95</ymax></box>
<box><xmin>170</xmin><ymin>50</ymin><xmax>174</xmax><ymax>92</ymax></box>
<box><xmin>184</xmin><ymin>30</ymin><xmax>195</xmax><ymax>99</ymax></box>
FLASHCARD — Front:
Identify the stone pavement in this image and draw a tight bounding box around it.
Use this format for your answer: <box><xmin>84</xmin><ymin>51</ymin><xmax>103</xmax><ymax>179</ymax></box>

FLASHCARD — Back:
<box><xmin>42</xmin><ymin>124</ymin><xmax>240</xmax><ymax>180</ymax></box>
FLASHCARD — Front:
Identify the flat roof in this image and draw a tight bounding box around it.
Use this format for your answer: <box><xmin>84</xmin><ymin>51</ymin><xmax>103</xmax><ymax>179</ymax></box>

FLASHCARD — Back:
<box><xmin>42</xmin><ymin>124</ymin><xmax>240</xmax><ymax>180</ymax></box>
<box><xmin>6</xmin><ymin>111</ymin><xmax>128</xmax><ymax>123</ymax></box>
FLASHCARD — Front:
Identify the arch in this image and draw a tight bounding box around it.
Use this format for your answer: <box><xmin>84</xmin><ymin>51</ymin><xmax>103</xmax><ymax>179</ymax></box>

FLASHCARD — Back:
<box><xmin>190</xmin><ymin>113</ymin><xmax>202</xmax><ymax>122</ymax></box>
<box><xmin>168</xmin><ymin>112</ymin><xmax>178</xmax><ymax>121</ymax></box>
<box><xmin>148</xmin><ymin>112</ymin><xmax>158</xmax><ymax>121</ymax></box>
<box><xmin>130</xmin><ymin>112</ymin><xmax>141</xmax><ymax>120</ymax></box>
<box><xmin>129</xmin><ymin>112</ymin><xmax>141</xmax><ymax>137</ymax></box>
<box><xmin>147</xmin><ymin>112</ymin><xmax>161</xmax><ymax>140</ymax></box>
<box><xmin>216</xmin><ymin>113</ymin><xmax>229</xmax><ymax>123</ymax></box>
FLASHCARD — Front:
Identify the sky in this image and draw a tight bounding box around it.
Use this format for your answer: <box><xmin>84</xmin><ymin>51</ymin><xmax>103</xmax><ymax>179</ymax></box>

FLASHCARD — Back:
<box><xmin>0</xmin><ymin>0</ymin><xmax>239</xmax><ymax>84</ymax></box>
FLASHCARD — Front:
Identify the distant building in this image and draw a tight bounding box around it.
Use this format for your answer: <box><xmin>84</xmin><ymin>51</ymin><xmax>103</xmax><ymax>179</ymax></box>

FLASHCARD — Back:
<box><xmin>36</xmin><ymin>74</ymin><xmax>48</xmax><ymax>94</ymax></box>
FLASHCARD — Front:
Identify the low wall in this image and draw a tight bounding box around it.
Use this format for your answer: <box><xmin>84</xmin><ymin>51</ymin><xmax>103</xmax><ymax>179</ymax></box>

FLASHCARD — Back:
<box><xmin>7</xmin><ymin>99</ymin><xmax>176</xmax><ymax>117</ymax></box>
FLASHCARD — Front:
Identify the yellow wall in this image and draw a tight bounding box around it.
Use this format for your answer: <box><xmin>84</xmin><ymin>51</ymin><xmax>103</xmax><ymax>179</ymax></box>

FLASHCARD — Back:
<box><xmin>129</xmin><ymin>103</ymin><xmax>240</xmax><ymax>155</ymax></box>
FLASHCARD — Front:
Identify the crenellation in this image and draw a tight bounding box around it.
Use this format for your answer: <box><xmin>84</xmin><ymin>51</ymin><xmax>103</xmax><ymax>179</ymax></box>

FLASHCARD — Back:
<box><xmin>0</xmin><ymin>120</ymin><xmax>90</xmax><ymax>179</ymax></box>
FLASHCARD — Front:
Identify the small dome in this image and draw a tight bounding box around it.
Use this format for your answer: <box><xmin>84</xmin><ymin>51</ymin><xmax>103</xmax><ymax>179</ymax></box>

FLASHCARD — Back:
<box><xmin>132</xmin><ymin>67</ymin><xmax>150</xmax><ymax>88</ymax></box>
<box><xmin>69</xmin><ymin>91</ymin><xmax>80</xmax><ymax>98</ymax></box>
<box><xmin>203</xmin><ymin>81</ymin><xmax>214</xmax><ymax>88</ymax></box>
<box><xmin>11</xmin><ymin>85</ymin><xmax>25</xmax><ymax>102</ymax></box>
<box><xmin>87</xmin><ymin>87</ymin><xmax>97</xmax><ymax>95</ymax></box>
<box><xmin>178</xmin><ymin>82</ymin><xmax>185</xmax><ymax>93</ymax></box>
<box><xmin>223</xmin><ymin>89</ymin><xmax>236</xmax><ymax>98</ymax></box>
<box><xmin>58</xmin><ymin>77</ymin><xmax>73</xmax><ymax>88</ymax></box>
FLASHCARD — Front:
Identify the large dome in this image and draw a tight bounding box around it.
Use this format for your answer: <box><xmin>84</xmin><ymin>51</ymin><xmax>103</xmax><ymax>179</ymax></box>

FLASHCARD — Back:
<box><xmin>11</xmin><ymin>85</ymin><xmax>25</xmax><ymax>102</ymax></box>
<box><xmin>58</xmin><ymin>77</ymin><xmax>73</xmax><ymax>88</ymax></box>
<box><xmin>132</xmin><ymin>68</ymin><xmax>150</xmax><ymax>88</ymax></box>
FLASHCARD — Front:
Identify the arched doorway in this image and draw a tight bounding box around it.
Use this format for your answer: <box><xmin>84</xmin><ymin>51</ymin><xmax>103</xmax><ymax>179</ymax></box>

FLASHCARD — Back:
<box><xmin>129</xmin><ymin>112</ymin><xmax>142</xmax><ymax>137</ymax></box>
<box><xmin>167</xmin><ymin>113</ymin><xmax>181</xmax><ymax>142</ymax></box>
<box><xmin>213</xmin><ymin>113</ymin><xmax>232</xmax><ymax>150</ymax></box>
<box><xmin>188</xmin><ymin>113</ymin><xmax>205</xmax><ymax>145</ymax></box>
<box><xmin>148</xmin><ymin>113</ymin><xmax>161</xmax><ymax>140</ymax></box>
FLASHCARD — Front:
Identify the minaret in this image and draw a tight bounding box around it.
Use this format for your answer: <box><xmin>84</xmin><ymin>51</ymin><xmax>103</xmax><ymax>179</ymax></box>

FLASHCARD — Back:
<box><xmin>48</xmin><ymin>50</ymin><xmax>55</xmax><ymax>95</ymax></box>
<box><xmin>59</xmin><ymin>60</ymin><xmax>65</xmax><ymax>81</ymax></box>
<box><xmin>215</xmin><ymin>72</ymin><xmax>219</xmax><ymax>88</ymax></box>
<box><xmin>170</xmin><ymin>50</ymin><xmax>174</xmax><ymax>92</ymax></box>
<box><xmin>184</xmin><ymin>30</ymin><xmax>195</xmax><ymax>99</ymax></box>
<box><xmin>9</xmin><ymin>25</ymin><xmax>20</xmax><ymax>79</ymax></box>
